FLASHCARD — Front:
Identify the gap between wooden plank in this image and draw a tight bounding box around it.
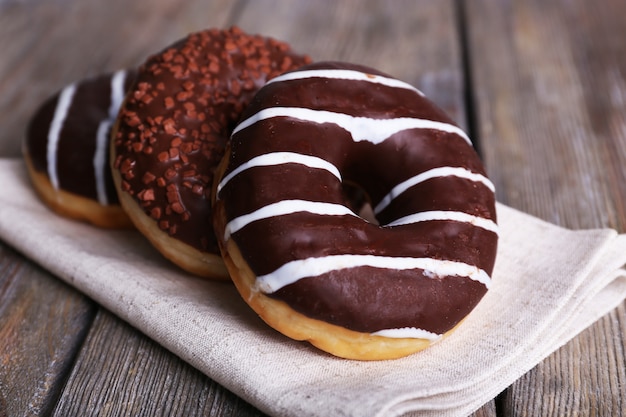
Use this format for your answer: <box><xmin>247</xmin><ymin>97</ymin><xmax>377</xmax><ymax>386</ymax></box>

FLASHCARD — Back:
<box><xmin>454</xmin><ymin>0</ymin><xmax>481</xmax><ymax>157</ymax></box>
<box><xmin>463</xmin><ymin>0</ymin><xmax>626</xmax><ymax>415</ymax></box>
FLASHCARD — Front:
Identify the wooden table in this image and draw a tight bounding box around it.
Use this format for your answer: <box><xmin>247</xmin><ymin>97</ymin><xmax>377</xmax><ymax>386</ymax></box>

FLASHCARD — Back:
<box><xmin>1</xmin><ymin>1</ymin><xmax>625</xmax><ymax>415</ymax></box>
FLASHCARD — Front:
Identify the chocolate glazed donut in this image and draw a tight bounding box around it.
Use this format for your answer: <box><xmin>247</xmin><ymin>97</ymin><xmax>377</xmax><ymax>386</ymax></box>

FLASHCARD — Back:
<box><xmin>213</xmin><ymin>62</ymin><xmax>498</xmax><ymax>360</ymax></box>
<box><xmin>111</xmin><ymin>27</ymin><xmax>311</xmax><ymax>279</ymax></box>
<box><xmin>24</xmin><ymin>70</ymin><xmax>135</xmax><ymax>228</ymax></box>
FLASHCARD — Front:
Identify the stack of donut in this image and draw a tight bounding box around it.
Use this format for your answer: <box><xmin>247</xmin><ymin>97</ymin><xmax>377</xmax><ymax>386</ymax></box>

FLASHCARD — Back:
<box><xmin>25</xmin><ymin>27</ymin><xmax>311</xmax><ymax>279</ymax></box>
<box><xmin>23</xmin><ymin>27</ymin><xmax>498</xmax><ymax>360</ymax></box>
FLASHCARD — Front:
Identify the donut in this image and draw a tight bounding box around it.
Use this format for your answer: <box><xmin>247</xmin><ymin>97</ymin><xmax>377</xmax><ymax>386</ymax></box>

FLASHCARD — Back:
<box><xmin>24</xmin><ymin>70</ymin><xmax>135</xmax><ymax>228</ymax></box>
<box><xmin>111</xmin><ymin>27</ymin><xmax>311</xmax><ymax>279</ymax></box>
<box><xmin>213</xmin><ymin>61</ymin><xmax>499</xmax><ymax>360</ymax></box>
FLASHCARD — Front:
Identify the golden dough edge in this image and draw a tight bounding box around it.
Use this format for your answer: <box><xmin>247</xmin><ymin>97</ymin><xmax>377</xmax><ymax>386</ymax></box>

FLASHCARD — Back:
<box><xmin>24</xmin><ymin>156</ymin><xmax>133</xmax><ymax>229</ymax></box>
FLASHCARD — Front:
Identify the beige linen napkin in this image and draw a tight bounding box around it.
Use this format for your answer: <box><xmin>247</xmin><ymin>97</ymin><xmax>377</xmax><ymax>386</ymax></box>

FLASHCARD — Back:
<box><xmin>0</xmin><ymin>157</ymin><xmax>625</xmax><ymax>417</ymax></box>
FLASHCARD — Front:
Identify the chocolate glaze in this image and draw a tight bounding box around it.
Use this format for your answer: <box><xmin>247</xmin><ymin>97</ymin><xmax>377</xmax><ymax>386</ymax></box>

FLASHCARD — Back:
<box><xmin>113</xmin><ymin>27</ymin><xmax>311</xmax><ymax>253</ymax></box>
<box><xmin>231</xmin><ymin>214</ymin><xmax>497</xmax><ymax>278</ymax></box>
<box><xmin>218</xmin><ymin>61</ymin><xmax>498</xmax><ymax>336</ymax></box>
<box><xmin>273</xmin><ymin>268</ymin><xmax>487</xmax><ymax>335</ymax></box>
<box><xmin>25</xmin><ymin>71</ymin><xmax>135</xmax><ymax>204</ymax></box>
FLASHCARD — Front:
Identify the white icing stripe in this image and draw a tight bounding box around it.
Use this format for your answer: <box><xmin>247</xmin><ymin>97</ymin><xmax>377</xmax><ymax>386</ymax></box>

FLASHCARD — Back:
<box><xmin>232</xmin><ymin>107</ymin><xmax>472</xmax><ymax>146</ymax></box>
<box><xmin>371</xmin><ymin>327</ymin><xmax>442</xmax><ymax>340</ymax></box>
<box><xmin>224</xmin><ymin>200</ymin><xmax>356</xmax><ymax>240</ymax></box>
<box><xmin>47</xmin><ymin>83</ymin><xmax>77</xmax><ymax>190</ymax></box>
<box><xmin>94</xmin><ymin>120</ymin><xmax>112</xmax><ymax>205</ymax></box>
<box><xmin>265</xmin><ymin>69</ymin><xmax>424</xmax><ymax>96</ymax></box>
<box><xmin>386</xmin><ymin>210</ymin><xmax>499</xmax><ymax>234</ymax></box>
<box><xmin>109</xmin><ymin>70</ymin><xmax>127</xmax><ymax>118</ymax></box>
<box><xmin>217</xmin><ymin>152</ymin><xmax>341</xmax><ymax>196</ymax></box>
<box><xmin>92</xmin><ymin>70</ymin><xmax>127</xmax><ymax>206</ymax></box>
<box><xmin>374</xmin><ymin>167</ymin><xmax>495</xmax><ymax>215</ymax></box>
<box><xmin>255</xmin><ymin>254</ymin><xmax>492</xmax><ymax>294</ymax></box>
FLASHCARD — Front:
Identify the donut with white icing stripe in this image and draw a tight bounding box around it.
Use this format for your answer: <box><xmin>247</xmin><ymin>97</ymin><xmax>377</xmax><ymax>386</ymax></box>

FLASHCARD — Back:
<box><xmin>213</xmin><ymin>61</ymin><xmax>498</xmax><ymax>360</ymax></box>
<box><xmin>24</xmin><ymin>70</ymin><xmax>135</xmax><ymax>228</ymax></box>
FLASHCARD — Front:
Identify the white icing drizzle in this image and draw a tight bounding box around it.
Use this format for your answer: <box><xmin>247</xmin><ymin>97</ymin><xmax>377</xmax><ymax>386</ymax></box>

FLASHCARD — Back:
<box><xmin>108</xmin><ymin>70</ymin><xmax>127</xmax><ymax>118</ymax></box>
<box><xmin>254</xmin><ymin>254</ymin><xmax>492</xmax><ymax>294</ymax></box>
<box><xmin>232</xmin><ymin>107</ymin><xmax>472</xmax><ymax>146</ymax></box>
<box><xmin>374</xmin><ymin>166</ymin><xmax>495</xmax><ymax>215</ymax></box>
<box><xmin>217</xmin><ymin>152</ymin><xmax>341</xmax><ymax>197</ymax></box>
<box><xmin>94</xmin><ymin>120</ymin><xmax>112</xmax><ymax>205</ymax></box>
<box><xmin>93</xmin><ymin>70</ymin><xmax>127</xmax><ymax>206</ymax></box>
<box><xmin>265</xmin><ymin>69</ymin><xmax>425</xmax><ymax>96</ymax></box>
<box><xmin>224</xmin><ymin>200</ymin><xmax>357</xmax><ymax>240</ymax></box>
<box><xmin>385</xmin><ymin>210</ymin><xmax>500</xmax><ymax>235</ymax></box>
<box><xmin>47</xmin><ymin>83</ymin><xmax>77</xmax><ymax>190</ymax></box>
<box><xmin>371</xmin><ymin>327</ymin><xmax>442</xmax><ymax>340</ymax></box>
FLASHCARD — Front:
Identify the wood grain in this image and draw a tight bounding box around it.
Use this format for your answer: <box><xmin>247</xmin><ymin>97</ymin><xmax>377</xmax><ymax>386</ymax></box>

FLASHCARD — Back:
<box><xmin>465</xmin><ymin>0</ymin><xmax>626</xmax><ymax>415</ymax></box>
<box><xmin>0</xmin><ymin>244</ymin><xmax>96</xmax><ymax>416</ymax></box>
<box><xmin>52</xmin><ymin>310</ymin><xmax>265</xmax><ymax>417</ymax></box>
<box><xmin>236</xmin><ymin>0</ymin><xmax>467</xmax><ymax>129</ymax></box>
<box><xmin>0</xmin><ymin>0</ymin><xmax>238</xmax><ymax>157</ymax></box>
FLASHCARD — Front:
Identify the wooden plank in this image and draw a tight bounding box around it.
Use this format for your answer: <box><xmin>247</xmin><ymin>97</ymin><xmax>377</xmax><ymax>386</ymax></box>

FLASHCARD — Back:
<box><xmin>0</xmin><ymin>0</ymin><xmax>238</xmax><ymax>157</ymax></box>
<box><xmin>502</xmin><ymin>304</ymin><xmax>626</xmax><ymax>415</ymax></box>
<box><xmin>235</xmin><ymin>0</ymin><xmax>468</xmax><ymax>130</ymax></box>
<box><xmin>0</xmin><ymin>244</ymin><xmax>96</xmax><ymax>416</ymax></box>
<box><xmin>465</xmin><ymin>0</ymin><xmax>626</xmax><ymax>415</ymax></box>
<box><xmin>472</xmin><ymin>401</ymin><xmax>498</xmax><ymax>417</ymax></box>
<box><xmin>52</xmin><ymin>310</ymin><xmax>265</xmax><ymax>417</ymax></box>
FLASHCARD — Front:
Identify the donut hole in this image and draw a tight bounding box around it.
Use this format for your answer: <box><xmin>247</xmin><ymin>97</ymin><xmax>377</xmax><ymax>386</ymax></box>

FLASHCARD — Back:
<box><xmin>342</xmin><ymin>181</ymin><xmax>378</xmax><ymax>225</ymax></box>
